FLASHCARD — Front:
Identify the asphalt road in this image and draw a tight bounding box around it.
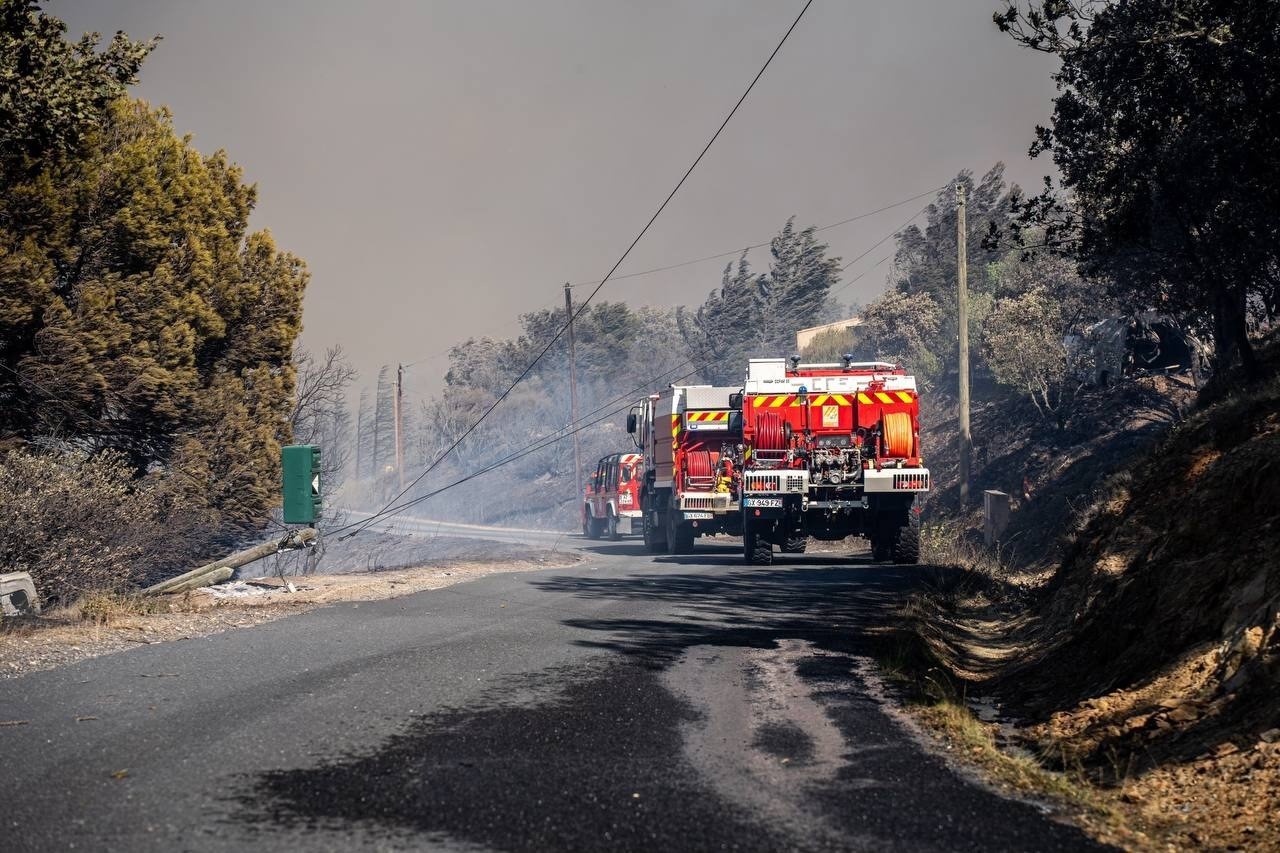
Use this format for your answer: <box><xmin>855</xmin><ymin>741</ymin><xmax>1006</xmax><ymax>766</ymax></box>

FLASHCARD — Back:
<box><xmin>1</xmin><ymin>537</ymin><xmax>1108</xmax><ymax>852</ymax></box>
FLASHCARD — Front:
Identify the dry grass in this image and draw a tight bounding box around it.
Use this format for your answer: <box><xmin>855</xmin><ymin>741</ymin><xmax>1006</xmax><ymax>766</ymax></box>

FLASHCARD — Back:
<box><xmin>2</xmin><ymin>552</ymin><xmax>582</xmax><ymax>678</ymax></box>
<box><xmin>75</xmin><ymin>591</ymin><xmax>175</xmax><ymax>625</ymax></box>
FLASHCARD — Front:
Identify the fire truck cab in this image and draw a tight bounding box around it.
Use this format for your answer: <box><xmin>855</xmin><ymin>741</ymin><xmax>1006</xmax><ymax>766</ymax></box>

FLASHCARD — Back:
<box><xmin>582</xmin><ymin>452</ymin><xmax>642</xmax><ymax>540</ymax></box>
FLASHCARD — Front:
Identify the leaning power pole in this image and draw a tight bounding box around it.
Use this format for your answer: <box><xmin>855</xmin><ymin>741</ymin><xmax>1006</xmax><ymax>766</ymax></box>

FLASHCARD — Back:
<box><xmin>565</xmin><ymin>283</ymin><xmax>583</xmax><ymax>495</ymax></box>
<box><xmin>394</xmin><ymin>363</ymin><xmax>405</xmax><ymax>491</ymax></box>
<box><xmin>956</xmin><ymin>183</ymin><xmax>971</xmax><ymax>507</ymax></box>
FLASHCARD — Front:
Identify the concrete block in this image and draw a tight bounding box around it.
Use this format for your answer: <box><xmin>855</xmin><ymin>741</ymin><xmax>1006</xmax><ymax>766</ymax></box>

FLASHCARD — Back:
<box><xmin>1</xmin><ymin>571</ymin><xmax>40</xmax><ymax>616</ymax></box>
<box><xmin>983</xmin><ymin>490</ymin><xmax>1011</xmax><ymax>546</ymax></box>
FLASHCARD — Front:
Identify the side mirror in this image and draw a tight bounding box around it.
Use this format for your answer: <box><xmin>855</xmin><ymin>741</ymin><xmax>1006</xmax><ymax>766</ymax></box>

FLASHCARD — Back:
<box><xmin>728</xmin><ymin>392</ymin><xmax>743</xmax><ymax>410</ymax></box>
<box><xmin>626</xmin><ymin>413</ymin><xmax>637</xmax><ymax>434</ymax></box>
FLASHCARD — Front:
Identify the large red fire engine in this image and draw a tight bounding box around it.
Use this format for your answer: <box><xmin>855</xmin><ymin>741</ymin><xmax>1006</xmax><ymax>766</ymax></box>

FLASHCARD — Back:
<box><xmin>735</xmin><ymin>357</ymin><xmax>929</xmax><ymax>565</ymax></box>
<box><xmin>627</xmin><ymin>386</ymin><xmax>742</xmax><ymax>553</ymax></box>
<box><xmin>582</xmin><ymin>452</ymin><xmax>642</xmax><ymax>540</ymax></box>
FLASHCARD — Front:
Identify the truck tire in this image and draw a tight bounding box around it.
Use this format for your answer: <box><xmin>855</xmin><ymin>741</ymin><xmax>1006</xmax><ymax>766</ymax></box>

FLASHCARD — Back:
<box><xmin>744</xmin><ymin>529</ymin><xmax>773</xmax><ymax>566</ymax></box>
<box><xmin>607</xmin><ymin>511</ymin><xmax>621</xmax><ymax>541</ymax></box>
<box><xmin>781</xmin><ymin>535</ymin><xmax>807</xmax><ymax>554</ymax></box>
<box><xmin>584</xmin><ymin>510</ymin><xmax>600</xmax><ymax>540</ymax></box>
<box><xmin>891</xmin><ymin>514</ymin><xmax>920</xmax><ymax>565</ymax></box>
<box><xmin>643</xmin><ymin>512</ymin><xmax>665</xmax><ymax>553</ymax></box>
<box><xmin>869</xmin><ymin>534</ymin><xmax>891</xmax><ymax>562</ymax></box>
<box><xmin>667</xmin><ymin>511</ymin><xmax>695</xmax><ymax>555</ymax></box>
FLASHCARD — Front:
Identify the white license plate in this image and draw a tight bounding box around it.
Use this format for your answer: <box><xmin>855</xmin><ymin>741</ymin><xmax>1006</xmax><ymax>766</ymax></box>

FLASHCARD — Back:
<box><xmin>683</xmin><ymin>511</ymin><xmax>714</xmax><ymax>520</ymax></box>
<box><xmin>744</xmin><ymin>497</ymin><xmax>783</xmax><ymax>508</ymax></box>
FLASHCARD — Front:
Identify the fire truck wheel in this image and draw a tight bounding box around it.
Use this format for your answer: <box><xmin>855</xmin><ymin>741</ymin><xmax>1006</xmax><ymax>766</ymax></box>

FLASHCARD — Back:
<box><xmin>744</xmin><ymin>529</ymin><xmax>773</xmax><ymax>565</ymax></box>
<box><xmin>891</xmin><ymin>515</ymin><xmax>920</xmax><ymax>565</ymax></box>
<box><xmin>583</xmin><ymin>510</ymin><xmax>599</xmax><ymax>539</ymax></box>
<box><xmin>607</xmin><ymin>512</ymin><xmax>621</xmax><ymax>541</ymax></box>
<box><xmin>643</xmin><ymin>513</ymin><xmax>665</xmax><ymax>553</ymax></box>
<box><xmin>870</xmin><ymin>536</ymin><xmax>891</xmax><ymax>562</ymax></box>
<box><xmin>781</xmin><ymin>535</ymin><xmax>807</xmax><ymax>554</ymax></box>
<box><xmin>666</xmin><ymin>513</ymin><xmax>695</xmax><ymax>554</ymax></box>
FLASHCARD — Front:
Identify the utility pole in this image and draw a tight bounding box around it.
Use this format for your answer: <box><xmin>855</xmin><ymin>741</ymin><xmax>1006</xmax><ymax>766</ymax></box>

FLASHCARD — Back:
<box><xmin>371</xmin><ymin>374</ymin><xmax>381</xmax><ymax>480</ymax></box>
<box><xmin>565</xmin><ymin>283</ymin><xmax>582</xmax><ymax>496</ymax></box>
<box><xmin>956</xmin><ymin>183</ymin><xmax>971</xmax><ymax>507</ymax></box>
<box><xmin>394</xmin><ymin>363</ymin><xmax>405</xmax><ymax>491</ymax></box>
<box><xmin>355</xmin><ymin>395</ymin><xmax>364</xmax><ymax>483</ymax></box>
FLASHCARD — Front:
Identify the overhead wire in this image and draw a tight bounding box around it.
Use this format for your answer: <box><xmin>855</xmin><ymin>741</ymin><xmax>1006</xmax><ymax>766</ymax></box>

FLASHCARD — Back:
<box><xmin>564</xmin><ymin>184</ymin><xmax>943</xmax><ymax>288</ymax></box>
<box><xmin>395</xmin><ymin>184</ymin><xmax>944</xmax><ymax>370</ymax></box>
<box><xmin>330</xmin><ymin>357</ymin><xmax>697</xmax><ymax>535</ymax></box>
<box><xmin>328</xmin><ymin>355</ymin><xmax>704</xmax><ymax>535</ymax></box>
<box><xmin>339</xmin><ymin>0</ymin><xmax>816</xmax><ymax>540</ymax></box>
<box><xmin>839</xmin><ymin>204</ymin><xmax>931</xmax><ymax>274</ymax></box>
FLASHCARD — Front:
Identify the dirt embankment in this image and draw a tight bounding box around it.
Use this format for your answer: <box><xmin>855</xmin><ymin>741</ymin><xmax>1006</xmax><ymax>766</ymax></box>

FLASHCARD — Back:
<box><xmin>920</xmin><ymin>373</ymin><xmax>1197</xmax><ymax>571</ymax></box>
<box><xmin>904</xmin><ymin>339</ymin><xmax>1280</xmax><ymax>850</ymax></box>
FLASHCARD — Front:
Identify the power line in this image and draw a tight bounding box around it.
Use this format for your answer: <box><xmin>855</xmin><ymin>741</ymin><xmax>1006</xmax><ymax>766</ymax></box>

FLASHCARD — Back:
<box><xmin>345</xmin><ymin>371</ymin><xmax>695</xmax><ymax>531</ymax></box>
<box><xmin>396</xmin><ymin>184</ymin><xmax>943</xmax><ymax>370</ymax></box>
<box><xmin>335</xmin><ymin>356</ymin><xmax>697</xmax><ymax>535</ymax></box>
<box><xmin>839</xmin><ymin>204</ymin><xmax>930</xmax><ymax>274</ymax></box>
<box><xmin>565</xmin><ymin>184</ymin><xmax>943</xmax><ymax>288</ymax></box>
<box><xmin>341</xmin><ymin>0</ymin><xmax>815</xmax><ymax>540</ymax></box>
<box><xmin>830</xmin><ymin>251</ymin><xmax>895</xmax><ymax>298</ymax></box>
<box><xmin>330</xmin><ymin>356</ymin><xmax>701</xmax><ymax>536</ymax></box>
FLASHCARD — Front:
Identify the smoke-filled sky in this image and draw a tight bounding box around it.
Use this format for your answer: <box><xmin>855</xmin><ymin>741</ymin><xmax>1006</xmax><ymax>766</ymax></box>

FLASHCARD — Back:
<box><xmin>54</xmin><ymin>1</ymin><xmax>1059</xmax><ymax>395</ymax></box>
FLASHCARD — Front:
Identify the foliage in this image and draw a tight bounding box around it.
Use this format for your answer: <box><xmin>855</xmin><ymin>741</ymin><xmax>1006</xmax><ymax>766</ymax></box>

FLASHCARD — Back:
<box><xmin>291</xmin><ymin>345</ymin><xmax>356</xmax><ymax>496</ymax></box>
<box><xmin>0</xmin><ymin>450</ymin><xmax>170</xmax><ymax>604</ymax></box>
<box><xmin>983</xmin><ymin>288</ymin><xmax>1073</xmax><ymax>419</ymax></box>
<box><xmin>982</xmin><ymin>252</ymin><xmax>1114</xmax><ymax>421</ymax></box>
<box><xmin>800</xmin><ymin>326</ymin><xmax>859</xmax><ymax>363</ymax></box>
<box><xmin>679</xmin><ymin>217</ymin><xmax>842</xmax><ymax>384</ymax></box>
<box><xmin>0</xmin><ymin>99</ymin><xmax>308</xmax><ymax>523</ymax></box>
<box><xmin>388</xmin><ymin>301</ymin><xmax>686</xmax><ymax>523</ymax></box>
<box><xmin>893</xmin><ymin>166</ymin><xmax>1016</xmax><ymax>369</ymax></box>
<box><xmin>0</xmin><ymin>0</ymin><xmax>155</xmax><ymax>168</ymax></box>
<box><xmin>856</xmin><ymin>291</ymin><xmax>944</xmax><ymax>387</ymax></box>
<box><xmin>995</xmin><ymin>0</ymin><xmax>1280</xmax><ymax>374</ymax></box>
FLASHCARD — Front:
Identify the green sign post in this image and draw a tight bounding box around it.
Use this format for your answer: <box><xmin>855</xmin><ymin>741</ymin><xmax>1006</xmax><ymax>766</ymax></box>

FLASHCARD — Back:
<box><xmin>282</xmin><ymin>444</ymin><xmax>322</xmax><ymax>524</ymax></box>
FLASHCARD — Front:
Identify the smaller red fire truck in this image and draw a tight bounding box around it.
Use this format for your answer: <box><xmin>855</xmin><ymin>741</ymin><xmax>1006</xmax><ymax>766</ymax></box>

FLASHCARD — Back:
<box><xmin>627</xmin><ymin>385</ymin><xmax>743</xmax><ymax>554</ymax></box>
<box><xmin>582</xmin><ymin>452</ymin><xmax>643</xmax><ymax>540</ymax></box>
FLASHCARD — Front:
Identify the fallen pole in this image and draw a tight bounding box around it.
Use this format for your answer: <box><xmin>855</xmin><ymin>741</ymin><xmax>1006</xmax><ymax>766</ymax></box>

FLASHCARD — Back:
<box><xmin>143</xmin><ymin>528</ymin><xmax>317</xmax><ymax>596</ymax></box>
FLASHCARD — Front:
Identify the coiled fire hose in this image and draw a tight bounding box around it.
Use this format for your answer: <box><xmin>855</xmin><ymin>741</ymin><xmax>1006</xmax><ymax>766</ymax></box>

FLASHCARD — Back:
<box><xmin>755</xmin><ymin>411</ymin><xmax>787</xmax><ymax>451</ymax></box>
<box><xmin>882</xmin><ymin>411</ymin><xmax>914</xmax><ymax>458</ymax></box>
<box><xmin>686</xmin><ymin>449</ymin><xmax>715</xmax><ymax>481</ymax></box>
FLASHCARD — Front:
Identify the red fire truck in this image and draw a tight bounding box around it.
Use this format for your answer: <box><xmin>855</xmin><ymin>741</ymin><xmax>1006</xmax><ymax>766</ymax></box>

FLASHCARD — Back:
<box><xmin>735</xmin><ymin>357</ymin><xmax>929</xmax><ymax>565</ymax></box>
<box><xmin>627</xmin><ymin>386</ymin><xmax>743</xmax><ymax>553</ymax></box>
<box><xmin>582</xmin><ymin>452</ymin><xmax>643</xmax><ymax>540</ymax></box>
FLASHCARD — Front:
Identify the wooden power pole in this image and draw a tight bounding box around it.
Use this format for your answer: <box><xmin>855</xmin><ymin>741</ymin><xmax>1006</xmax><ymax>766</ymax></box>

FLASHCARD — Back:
<box><xmin>956</xmin><ymin>183</ymin><xmax>971</xmax><ymax>507</ymax></box>
<box><xmin>394</xmin><ymin>363</ymin><xmax>404</xmax><ymax>491</ymax></box>
<box><xmin>565</xmin><ymin>283</ymin><xmax>583</xmax><ymax>496</ymax></box>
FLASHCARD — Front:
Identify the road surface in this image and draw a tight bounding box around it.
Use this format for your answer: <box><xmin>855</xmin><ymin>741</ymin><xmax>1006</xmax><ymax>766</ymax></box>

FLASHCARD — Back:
<box><xmin>1</xmin><ymin>537</ymin><xmax>1107</xmax><ymax>852</ymax></box>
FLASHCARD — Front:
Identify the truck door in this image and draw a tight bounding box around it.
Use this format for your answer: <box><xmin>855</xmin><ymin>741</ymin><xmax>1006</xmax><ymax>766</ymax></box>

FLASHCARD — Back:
<box><xmin>592</xmin><ymin>458</ymin><xmax>607</xmax><ymax>517</ymax></box>
<box><xmin>604</xmin><ymin>456</ymin><xmax>618</xmax><ymax>513</ymax></box>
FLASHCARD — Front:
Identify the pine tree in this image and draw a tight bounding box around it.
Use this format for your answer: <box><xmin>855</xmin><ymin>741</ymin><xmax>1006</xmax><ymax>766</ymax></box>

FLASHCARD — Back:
<box><xmin>0</xmin><ymin>100</ymin><xmax>308</xmax><ymax>523</ymax></box>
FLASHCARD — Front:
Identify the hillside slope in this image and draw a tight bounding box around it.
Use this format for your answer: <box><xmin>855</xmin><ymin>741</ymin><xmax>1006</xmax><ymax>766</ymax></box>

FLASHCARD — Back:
<box><xmin>920</xmin><ymin>374</ymin><xmax>1196</xmax><ymax>571</ymax></box>
<box><xmin>912</xmin><ymin>337</ymin><xmax>1280</xmax><ymax>849</ymax></box>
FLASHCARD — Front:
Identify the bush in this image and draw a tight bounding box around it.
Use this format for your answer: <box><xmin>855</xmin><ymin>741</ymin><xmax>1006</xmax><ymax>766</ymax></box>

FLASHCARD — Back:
<box><xmin>0</xmin><ymin>450</ymin><xmax>195</xmax><ymax>605</ymax></box>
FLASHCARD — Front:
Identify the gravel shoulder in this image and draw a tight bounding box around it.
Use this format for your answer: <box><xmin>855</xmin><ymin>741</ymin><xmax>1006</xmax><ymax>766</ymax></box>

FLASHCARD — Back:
<box><xmin>1</xmin><ymin>545</ymin><xmax>580</xmax><ymax>680</ymax></box>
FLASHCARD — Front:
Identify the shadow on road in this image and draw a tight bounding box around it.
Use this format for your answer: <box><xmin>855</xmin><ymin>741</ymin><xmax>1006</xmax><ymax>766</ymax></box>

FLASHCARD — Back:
<box><xmin>533</xmin><ymin>561</ymin><xmax>953</xmax><ymax>664</ymax></box>
<box><xmin>234</xmin><ymin>558</ymin><xmax>1106</xmax><ymax>853</ymax></box>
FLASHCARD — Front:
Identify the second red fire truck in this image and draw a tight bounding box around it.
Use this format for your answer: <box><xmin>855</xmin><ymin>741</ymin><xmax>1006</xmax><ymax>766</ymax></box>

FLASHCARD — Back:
<box><xmin>627</xmin><ymin>385</ymin><xmax>743</xmax><ymax>553</ymax></box>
